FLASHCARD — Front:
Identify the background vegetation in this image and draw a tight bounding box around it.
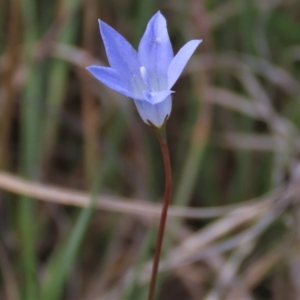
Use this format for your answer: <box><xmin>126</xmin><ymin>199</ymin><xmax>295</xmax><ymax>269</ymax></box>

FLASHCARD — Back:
<box><xmin>1</xmin><ymin>0</ymin><xmax>300</xmax><ymax>299</ymax></box>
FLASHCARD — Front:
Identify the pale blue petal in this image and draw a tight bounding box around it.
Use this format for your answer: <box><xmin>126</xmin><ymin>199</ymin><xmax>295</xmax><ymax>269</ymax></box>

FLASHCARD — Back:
<box><xmin>99</xmin><ymin>20</ymin><xmax>144</xmax><ymax>92</ymax></box>
<box><xmin>167</xmin><ymin>39</ymin><xmax>202</xmax><ymax>89</ymax></box>
<box><xmin>134</xmin><ymin>96</ymin><xmax>172</xmax><ymax>127</ymax></box>
<box><xmin>143</xmin><ymin>90</ymin><xmax>174</xmax><ymax>104</ymax></box>
<box><xmin>86</xmin><ymin>66</ymin><xmax>136</xmax><ymax>98</ymax></box>
<box><xmin>138</xmin><ymin>11</ymin><xmax>173</xmax><ymax>91</ymax></box>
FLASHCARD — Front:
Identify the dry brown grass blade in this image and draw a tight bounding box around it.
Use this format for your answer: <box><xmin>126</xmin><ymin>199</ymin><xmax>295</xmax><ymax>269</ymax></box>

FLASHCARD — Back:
<box><xmin>0</xmin><ymin>171</ymin><xmax>273</xmax><ymax>219</ymax></box>
<box><xmin>102</xmin><ymin>183</ymin><xmax>294</xmax><ymax>297</ymax></box>
<box><xmin>204</xmin><ymin>86</ymin><xmax>297</xmax><ymax>142</ymax></box>
<box><xmin>226</xmin><ymin>245</ymin><xmax>284</xmax><ymax>299</ymax></box>
<box><xmin>0</xmin><ymin>0</ymin><xmax>21</xmax><ymax>169</ymax></box>
<box><xmin>213</xmin><ymin>132</ymin><xmax>286</xmax><ymax>152</ymax></box>
<box><xmin>203</xmin><ymin>240</ymin><xmax>255</xmax><ymax>300</ymax></box>
<box><xmin>133</xmin><ymin>178</ymin><xmax>300</xmax><ymax>285</ymax></box>
<box><xmin>80</xmin><ymin>0</ymin><xmax>101</xmax><ymax>185</ymax></box>
<box><xmin>0</xmin><ymin>243</ymin><xmax>18</xmax><ymax>300</ymax></box>
<box><xmin>188</xmin><ymin>53</ymin><xmax>300</xmax><ymax>95</ymax></box>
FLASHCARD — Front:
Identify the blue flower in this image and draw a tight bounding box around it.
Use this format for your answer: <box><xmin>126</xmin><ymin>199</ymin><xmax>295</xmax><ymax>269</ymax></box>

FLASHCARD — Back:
<box><xmin>87</xmin><ymin>11</ymin><xmax>202</xmax><ymax>127</ymax></box>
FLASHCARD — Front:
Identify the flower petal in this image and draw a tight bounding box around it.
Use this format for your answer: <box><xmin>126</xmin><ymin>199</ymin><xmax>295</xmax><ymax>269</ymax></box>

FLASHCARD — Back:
<box><xmin>99</xmin><ymin>20</ymin><xmax>144</xmax><ymax>93</ymax></box>
<box><xmin>86</xmin><ymin>66</ymin><xmax>136</xmax><ymax>98</ymax></box>
<box><xmin>138</xmin><ymin>11</ymin><xmax>174</xmax><ymax>91</ymax></box>
<box><xmin>134</xmin><ymin>95</ymin><xmax>172</xmax><ymax>127</ymax></box>
<box><xmin>143</xmin><ymin>90</ymin><xmax>174</xmax><ymax>104</ymax></box>
<box><xmin>167</xmin><ymin>39</ymin><xmax>202</xmax><ymax>89</ymax></box>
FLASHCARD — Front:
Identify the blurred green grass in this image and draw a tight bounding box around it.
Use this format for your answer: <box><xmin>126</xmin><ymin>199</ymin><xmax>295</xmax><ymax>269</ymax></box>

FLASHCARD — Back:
<box><xmin>1</xmin><ymin>0</ymin><xmax>300</xmax><ymax>299</ymax></box>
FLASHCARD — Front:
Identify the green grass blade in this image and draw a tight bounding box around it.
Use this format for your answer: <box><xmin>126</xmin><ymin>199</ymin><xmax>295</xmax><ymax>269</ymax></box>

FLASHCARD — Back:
<box><xmin>19</xmin><ymin>0</ymin><xmax>43</xmax><ymax>297</ymax></box>
<box><xmin>41</xmin><ymin>166</ymin><xmax>101</xmax><ymax>300</ymax></box>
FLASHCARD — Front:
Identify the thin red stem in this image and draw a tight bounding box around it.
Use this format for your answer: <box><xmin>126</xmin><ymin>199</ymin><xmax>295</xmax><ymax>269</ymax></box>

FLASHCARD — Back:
<box><xmin>148</xmin><ymin>126</ymin><xmax>172</xmax><ymax>300</ymax></box>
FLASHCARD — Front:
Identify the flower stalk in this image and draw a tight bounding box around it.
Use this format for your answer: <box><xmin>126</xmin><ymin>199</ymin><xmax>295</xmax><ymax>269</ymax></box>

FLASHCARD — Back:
<box><xmin>148</xmin><ymin>123</ymin><xmax>172</xmax><ymax>300</ymax></box>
